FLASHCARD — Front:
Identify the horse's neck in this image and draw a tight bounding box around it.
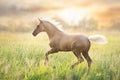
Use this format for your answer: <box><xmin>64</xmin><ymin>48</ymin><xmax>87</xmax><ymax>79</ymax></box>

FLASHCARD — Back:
<box><xmin>44</xmin><ymin>21</ymin><xmax>63</xmax><ymax>39</ymax></box>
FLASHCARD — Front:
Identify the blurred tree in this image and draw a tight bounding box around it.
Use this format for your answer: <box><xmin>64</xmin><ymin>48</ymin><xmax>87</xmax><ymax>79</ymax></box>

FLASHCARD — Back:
<box><xmin>110</xmin><ymin>19</ymin><xmax>120</xmax><ymax>30</ymax></box>
<box><xmin>79</xmin><ymin>17</ymin><xmax>98</xmax><ymax>30</ymax></box>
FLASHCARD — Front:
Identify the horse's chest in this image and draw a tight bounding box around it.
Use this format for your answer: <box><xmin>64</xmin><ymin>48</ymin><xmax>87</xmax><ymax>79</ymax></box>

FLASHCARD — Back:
<box><xmin>49</xmin><ymin>39</ymin><xmax>60</xmax><ymax>49</ymax></box>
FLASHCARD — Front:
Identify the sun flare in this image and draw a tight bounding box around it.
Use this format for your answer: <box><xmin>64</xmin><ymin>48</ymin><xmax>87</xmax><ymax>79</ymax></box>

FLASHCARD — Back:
<box><xmin>58</xmin><ymin>8</ymin><xmax>89</xmax><ymax>25</ymax></box>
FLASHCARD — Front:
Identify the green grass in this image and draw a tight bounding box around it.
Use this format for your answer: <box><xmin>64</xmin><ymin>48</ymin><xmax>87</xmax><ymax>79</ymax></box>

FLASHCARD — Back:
<box><xmin>0</xmin><ymin>31</ymin><xmax>120</xmax><ymax>80</ymax></box>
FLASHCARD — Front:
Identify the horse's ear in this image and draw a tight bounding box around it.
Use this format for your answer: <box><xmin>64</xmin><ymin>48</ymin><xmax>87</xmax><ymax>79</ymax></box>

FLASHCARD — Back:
<box><xmin>38</xmin><ymin>18</ymin><xmax>42</xmax><ymax>23</ymax></box>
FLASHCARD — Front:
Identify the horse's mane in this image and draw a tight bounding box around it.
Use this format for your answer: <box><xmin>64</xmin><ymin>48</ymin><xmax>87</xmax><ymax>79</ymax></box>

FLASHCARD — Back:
<box><xmin>40</xmin><ymin>17</ymin><xmax>64</xmax><ymax>31</ymax></box>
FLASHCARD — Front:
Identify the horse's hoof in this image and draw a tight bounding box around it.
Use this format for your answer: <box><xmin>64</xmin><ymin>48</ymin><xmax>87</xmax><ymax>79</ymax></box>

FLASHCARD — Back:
<box><xmin>52</xmin><ymin>66</ymin><xmax>56</xmax><ymax>69</ymax></box>
<box><xmin>70</xmin><ymin>65</ymin><xmax>74</xmax><ymax>69</ymax></box>
<box><xmin>44</xmin><ymin>62</ymin><xmax>46</xmax><ymax>65</ymax></box>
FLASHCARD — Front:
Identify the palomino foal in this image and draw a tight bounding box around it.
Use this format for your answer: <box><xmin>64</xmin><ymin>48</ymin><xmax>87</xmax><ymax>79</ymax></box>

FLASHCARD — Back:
<box><xmin>32</xmin><ymin>19</ymin><xmax>92</xmax><ymax>70</ymax></box>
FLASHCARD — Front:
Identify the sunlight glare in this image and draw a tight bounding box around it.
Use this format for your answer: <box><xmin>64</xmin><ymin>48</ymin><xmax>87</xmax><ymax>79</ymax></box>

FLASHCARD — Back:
<box><xmin>58</xmin><ymin>8</ymin><xmax>89</xmax><ymax>26</ymax></box>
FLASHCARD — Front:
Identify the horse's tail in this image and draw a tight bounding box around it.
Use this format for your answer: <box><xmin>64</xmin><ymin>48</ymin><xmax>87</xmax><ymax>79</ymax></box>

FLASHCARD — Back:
<box><xmin>88</xmin><ymin>34</ymin><xmax>108</xmax><ymax>44</ymax></box>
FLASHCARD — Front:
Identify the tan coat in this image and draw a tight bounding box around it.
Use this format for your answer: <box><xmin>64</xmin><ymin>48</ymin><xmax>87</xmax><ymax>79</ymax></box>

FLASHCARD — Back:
<box><xmin>33</xmin><ymin>19</ymin><xmax>92</xmax><ymax>71</ymax></box>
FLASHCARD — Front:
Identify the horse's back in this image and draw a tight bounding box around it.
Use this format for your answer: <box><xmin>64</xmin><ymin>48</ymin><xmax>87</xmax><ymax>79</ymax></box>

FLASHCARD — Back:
<box><xmin>58</xmin><ymin>33</ymin><xmax>90</xmax><ymax>51</ymax></box>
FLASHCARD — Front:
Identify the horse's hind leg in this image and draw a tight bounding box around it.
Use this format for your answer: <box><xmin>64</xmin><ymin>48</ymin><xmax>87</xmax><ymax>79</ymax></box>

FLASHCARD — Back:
<box><xmin>82</xmin><ymin>51</ymin><xmax>92</xmax><ymax>73</ymax></box>
<box><xmin>71</xmin><ymin>50</ymin><xmax>84</xmax><ymax>68</ymax></box>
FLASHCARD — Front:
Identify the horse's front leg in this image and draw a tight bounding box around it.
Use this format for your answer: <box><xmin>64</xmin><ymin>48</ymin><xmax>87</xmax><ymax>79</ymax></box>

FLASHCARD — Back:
<box><xmin>44</xmin><ymin>48</ymin><xmax>58</xmax><ymax>65</ymax></box>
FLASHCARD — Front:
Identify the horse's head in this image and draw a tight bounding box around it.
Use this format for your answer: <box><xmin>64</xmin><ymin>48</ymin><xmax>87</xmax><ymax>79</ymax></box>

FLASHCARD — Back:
<box><xmin>32</xmin><ymin>18</ymin><xmax>45</xmax><ymax>36</ymax></box>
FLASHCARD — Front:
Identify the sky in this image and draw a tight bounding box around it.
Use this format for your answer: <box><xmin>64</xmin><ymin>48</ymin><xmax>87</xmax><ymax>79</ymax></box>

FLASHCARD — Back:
<box><xmin>0</xmin><ymin>0</ymin><xmax>120</xmax><ymax>26</ymax></box>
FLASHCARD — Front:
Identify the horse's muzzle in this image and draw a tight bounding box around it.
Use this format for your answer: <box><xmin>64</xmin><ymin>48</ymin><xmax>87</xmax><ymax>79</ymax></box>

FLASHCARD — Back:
<box><xmin>32</xmin><ymin>32</ymin><xmax>36</xmax><ymax>36</ymax></box>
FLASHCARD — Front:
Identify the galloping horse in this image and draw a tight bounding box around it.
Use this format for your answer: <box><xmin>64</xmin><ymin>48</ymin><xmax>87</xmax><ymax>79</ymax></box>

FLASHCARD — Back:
<box><xmin>32</xmin><ymin>18</ymin><xmax>107</xmax><ymax>71</ymax></box>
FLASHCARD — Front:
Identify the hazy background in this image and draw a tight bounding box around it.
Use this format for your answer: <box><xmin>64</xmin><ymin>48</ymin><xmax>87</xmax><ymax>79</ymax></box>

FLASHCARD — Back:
<box><xmin>0</xmin><ymin>0</ymin><xmax>120</xmax><ymax>32</ymax></box>
<box><xmin>0</xmin><ymin>1</ymin><xmax>120</xmax><ymax>80</ymax></box>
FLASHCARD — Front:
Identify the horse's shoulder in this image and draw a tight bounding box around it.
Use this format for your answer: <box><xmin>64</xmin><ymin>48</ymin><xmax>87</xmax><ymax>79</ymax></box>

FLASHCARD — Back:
<box><xmin>49</xmin><ymin>37</ymin><xmax>60</xmax><ymax>48</ymax></box>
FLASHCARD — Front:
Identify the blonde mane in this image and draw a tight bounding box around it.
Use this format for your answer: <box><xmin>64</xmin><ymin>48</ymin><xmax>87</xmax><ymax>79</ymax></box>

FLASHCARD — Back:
<box><xmin>40</xmin><ymin>17</ymin><xmax>63</xmax><ymax>31</ymax></box>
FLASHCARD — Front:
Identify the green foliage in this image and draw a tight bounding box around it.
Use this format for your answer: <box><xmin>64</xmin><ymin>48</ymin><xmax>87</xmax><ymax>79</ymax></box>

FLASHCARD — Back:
<box><xmin>0</xmin><ymin>31</ymin><xmax>120</xmax><ymax>80</ymax></box>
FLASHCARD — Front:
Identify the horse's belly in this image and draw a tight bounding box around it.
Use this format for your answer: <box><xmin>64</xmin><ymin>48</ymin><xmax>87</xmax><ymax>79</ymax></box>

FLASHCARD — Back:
<box><xmin>59</xmin><ymin>41</ymin><xmax>72</xmax><ymax>51</ymax></box>
<box><xmin>59</xmin><ymin>46</ymin><xmax>71</xmax><ymax>51</ymax></box>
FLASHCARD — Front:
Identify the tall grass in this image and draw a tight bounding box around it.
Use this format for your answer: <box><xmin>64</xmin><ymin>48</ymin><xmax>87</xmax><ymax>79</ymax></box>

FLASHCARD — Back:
<box><xmin>0</xmin><ymin>31</ymin><xmax>120</xmax><ymax>80</ymax></box>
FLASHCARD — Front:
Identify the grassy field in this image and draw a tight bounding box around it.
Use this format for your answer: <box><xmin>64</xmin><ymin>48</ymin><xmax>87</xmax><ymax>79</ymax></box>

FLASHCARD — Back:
<box><xmin>0</xmin><ymin>31</ymin><xmax>120</xmax><ymax>80</ymax></box>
